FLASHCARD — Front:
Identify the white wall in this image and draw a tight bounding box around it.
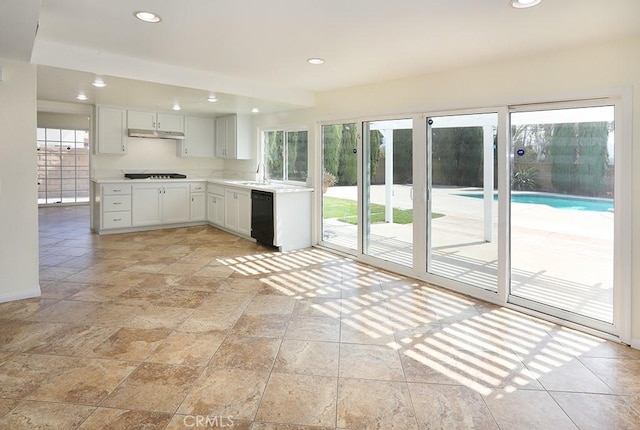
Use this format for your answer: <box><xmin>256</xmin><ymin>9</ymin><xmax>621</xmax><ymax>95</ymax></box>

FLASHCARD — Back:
<box><xmin>0</xmin><ymin>58</ymin><xmax>40</xmax><ymax>301</ymax></box>
<box><xmin>252</xmin><ymin>36</ymin><xmax>640</xmax><ymax>345</ymax></box>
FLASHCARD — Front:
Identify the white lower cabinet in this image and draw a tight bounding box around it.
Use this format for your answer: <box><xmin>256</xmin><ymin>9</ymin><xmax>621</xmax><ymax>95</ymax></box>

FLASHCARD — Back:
<box><xmin>224</xmin><ymin>187</ymin><xmax>251</xmax><ymax>236</ymax></box>
<box><xmin>207</xmin><ymin>192</ymin><xmax>225</xmax><ymax>226</ymax></box>
<box><xmin>132</xmin><ymin>182</ymin><xmax>190</xmax><ymax>227</ymax></box>
<box><xmin>189</xmin><ymin>183</ymin><xmax>207</xmax><ymax>221</ymax></box>
<box><xmin>190</xmin><ymin>193</ymin><xmax>206</xmax><ymax>221</ymax></box>
<box><xmin>100</xmin><ymin>184</ymin><xmax>132</xmax><ymax>230</ymax></box>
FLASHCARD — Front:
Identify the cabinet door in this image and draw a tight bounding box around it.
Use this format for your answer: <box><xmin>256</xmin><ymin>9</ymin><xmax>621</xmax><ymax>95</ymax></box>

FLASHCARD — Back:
<box><xmin>190</xmin><ymin>193</ymin><xmax>206</xmax><ymax>221</ymax></box>
<box><xmin>96</xmin><ymin>107</ymin><xmax>126</xmax><ymax>155</ymax></box>
<box><xmin>157</xmin><ymin>113</ymin><xmax>184</xmax><ymax>133</ymax></box>
<box><xmin>236</xmin><ymin>189</ymin><xmax>252</xmax><ymax>236</ymax></box>
<box><xmin>162</xmin><ymin>183</ymin><xmax>190</xmax><ymax>223</ymax></box>
<box><xmin>207</xmin><ymin>193</ymin><xmax>225</xmax><ymax>225</ymax></box>
<box><xmin>234</xmin><ymin>114</ymin><xmax>253</xmax><ymax>159</ymax></box>
<box><xmin>224</xmin><ymin>115</ymin><xmax>237</xmax><ymax>159</ymax></box>
<box><xmin>224</xmin><ymin>189</ymin><xmax>238</xmax><ymax>231</ymax></box>
<box><xmin>181</xmin><ymin>116</ymin><xmax>214</xmax><ymax>158</ymax></box>
<box><xmin>215</xmin><ymin>116</ymin><xmax>227</xmax><ymax>158</ymax></box>
<box><xmin>127</xmin><ymin>110</ymin><xmax>156</xmax><ymax>130</ymax></box>
<box><xmin>132</xmin><ymin>184</ymin><xmax>163</xmax><ymax>226</ymax></box>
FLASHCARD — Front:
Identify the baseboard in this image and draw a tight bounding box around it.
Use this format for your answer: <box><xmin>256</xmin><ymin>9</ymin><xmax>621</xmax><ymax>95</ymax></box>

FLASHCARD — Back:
<box><xmin>630</xmin><ymin>338</ymin><xmax>640</xmax><ymax>351</ymax></box>
<box><xmin>0</xmin><ymin>287</ymin><xmax>41</xmax><ymax>304</ymax></box>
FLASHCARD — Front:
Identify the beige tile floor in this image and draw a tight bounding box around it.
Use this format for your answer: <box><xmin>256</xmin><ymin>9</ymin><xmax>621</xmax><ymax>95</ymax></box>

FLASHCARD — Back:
<box><xmin>1</xmin><ymin>205</ymin><xmax>639</xmax><ymax>429</ymax></box>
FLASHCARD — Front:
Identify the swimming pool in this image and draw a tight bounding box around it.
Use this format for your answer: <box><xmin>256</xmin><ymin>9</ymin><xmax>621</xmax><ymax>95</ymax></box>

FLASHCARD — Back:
<box><xmin>457</xmin><ymin>192</ymin><xmax>614</xmax><ymax>212</ymax></box>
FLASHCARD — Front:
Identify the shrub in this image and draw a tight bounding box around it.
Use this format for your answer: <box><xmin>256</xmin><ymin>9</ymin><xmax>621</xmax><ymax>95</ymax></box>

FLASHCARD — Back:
<box><xmin>512</xmin><ymin>167</ymin><xmax>538</xmax><ymax>191</ymax></box>
<box><xmin>323</xmin><ymin>171</ymin><xmax>337</xmax><ymax>187</ymax></box>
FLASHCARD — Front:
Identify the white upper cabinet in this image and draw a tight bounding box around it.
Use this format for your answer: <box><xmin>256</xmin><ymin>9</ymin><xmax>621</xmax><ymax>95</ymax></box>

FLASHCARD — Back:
<box><xmin>127</xmin><ymin>110</ymin><xmax>184</xmax><ymax>133</ymax></box>
<box><xmin>178</xmin><ymin>116</ymin><xmax>215</xmax><ymax>158</ymax></box>
<box><xmin>157</xmin><ymin>113</ymin><xmax>184</xmax><ymax>132</ymax></box>
<box><xmin>215</xmin><ymin>114</ymin><xmax>252</xmax><ymax>159</ymax></box>
<box><xmin>95</xmin><ymin>106</ymin><xmax>127</xmax><ymax>155</ymax></box>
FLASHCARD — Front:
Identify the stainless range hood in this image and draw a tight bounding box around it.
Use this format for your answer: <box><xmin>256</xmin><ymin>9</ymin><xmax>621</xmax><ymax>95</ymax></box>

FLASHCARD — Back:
<box><xmin>127</xmin><ymin>129</ymin><xmax>185</xmax><ymax>140</ymax></box>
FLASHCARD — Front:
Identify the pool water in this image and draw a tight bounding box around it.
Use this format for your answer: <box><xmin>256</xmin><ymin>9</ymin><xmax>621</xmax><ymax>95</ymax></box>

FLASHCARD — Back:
<box><xmin>457</xmin><ymin>192</ymin><xmax>613</xmax><ymax>212</ymax></box>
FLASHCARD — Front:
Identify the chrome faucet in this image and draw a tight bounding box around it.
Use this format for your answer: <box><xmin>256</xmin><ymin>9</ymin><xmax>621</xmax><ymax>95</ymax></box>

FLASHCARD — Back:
<box><xmin>256</xmin><ymin>161</ymin><xmax>266</xmax><ymax>184</ymax></box>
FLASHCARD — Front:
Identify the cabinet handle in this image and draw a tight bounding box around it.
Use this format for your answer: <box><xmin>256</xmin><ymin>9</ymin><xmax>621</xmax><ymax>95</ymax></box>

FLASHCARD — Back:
<box><xmin>121</xmin><ymin>145</ymin><xmax>125</xmax><ymax>152</ymax></box>
<box><xmin>113</xmin><ymin>202</ymin><xmax>121</xmax><ymax>205</ymax></box>
<box><xmin>113</xmin><ymin>189</ymin><xmax>121</xmax><ymax>192</ymax></box>
<box><xmin>113</xmin><ymin>218</ymin><xmax>122</xmax><ymax>222</ymax></box>
<box><xmin>153</xmin><ymin>121</ymin><xmax>156</xmax><ymax>128</ymax></box>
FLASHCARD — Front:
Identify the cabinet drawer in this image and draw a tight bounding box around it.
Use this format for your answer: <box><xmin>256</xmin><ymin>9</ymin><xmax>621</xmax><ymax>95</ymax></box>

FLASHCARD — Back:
<box><xmin>190</xmin><ymin>183</ymin><xmax>206</xmax><ymax>193</ymax></box>
<box><xmin>102</xmin><ymin>211</ymin><xmax>132</xmax><ymax>229</ymax></box>
<box><xmin>103</xmin><ymin>184</ymin><xmax>131</xmax><ymax>195</ymax></box>
<box><xmin>208</xmin><ymin>184</ymin><xmax>225</xmax><ymax>195</ymax></box>
<box><xmin>103</xmin><ymin>195</ymin><xmax>131</xmax><ymax>212</ymax></box>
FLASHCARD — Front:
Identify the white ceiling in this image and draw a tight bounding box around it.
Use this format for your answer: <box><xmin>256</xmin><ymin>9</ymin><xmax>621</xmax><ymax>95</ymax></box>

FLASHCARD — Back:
<box><xmin>3</xmin><ymin>0</ymin><xmax>640</xmax><ymax>115</ymax></box>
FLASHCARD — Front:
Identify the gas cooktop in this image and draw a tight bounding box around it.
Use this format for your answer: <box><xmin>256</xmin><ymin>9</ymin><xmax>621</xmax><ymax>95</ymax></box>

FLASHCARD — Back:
<box><xmin>124</xmin><ymin>173</ymin><xmax>187</xmax><ymax>180</ymax></box>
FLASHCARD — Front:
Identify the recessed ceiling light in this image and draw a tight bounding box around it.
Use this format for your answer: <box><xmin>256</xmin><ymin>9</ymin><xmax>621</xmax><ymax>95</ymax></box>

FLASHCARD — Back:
<box><xmin>307</xmin><ymin>57</ymin><xmax>325</xmax><ymax>65</ymax></box>
<box><xmin>251</xmin><ymin>108</ymin><xmax>260</xmax><ymax>114</ymax></box>
<box><xmin>207</xmin><ymin>94</ymin><xmax>218</xmax><ymax>103</ymax></box>
<box><xmin>510</xmin><ymin>0</ymin><xmax>541</xmax><ymax>8</ymax></box>
<box><xmin>92</xmin><ymin>77</ymin><xmax>106</xmax><ymax>88</ymax></box>
<box><xmin>134</xmin><ymin>11</ymin><xmax>161</xmax><ymax>23</ymax></box>
<box><xmin>172</xmin><ymin>103</ymin><xmax>181</xmax><ymax>111</ymax></box>
<box><xmin>76</xmin><ymin>92</ymin><xmax>88</xmax><ymax>101</ymax></box>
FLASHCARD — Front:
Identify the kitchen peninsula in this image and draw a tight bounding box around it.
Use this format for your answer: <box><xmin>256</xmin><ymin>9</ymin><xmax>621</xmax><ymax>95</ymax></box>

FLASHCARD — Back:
<box><xmin>91</xmin><ymin>177</ymin><xmax>313</xmax><ymax>252</ymax></box>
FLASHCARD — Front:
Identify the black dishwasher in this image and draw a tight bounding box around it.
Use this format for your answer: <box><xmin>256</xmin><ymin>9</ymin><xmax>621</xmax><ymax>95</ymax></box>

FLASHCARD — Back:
<box><xmin>251</xmin><ymin>190</ymin><xmax>274</xmax><ymax>246</ymax></box>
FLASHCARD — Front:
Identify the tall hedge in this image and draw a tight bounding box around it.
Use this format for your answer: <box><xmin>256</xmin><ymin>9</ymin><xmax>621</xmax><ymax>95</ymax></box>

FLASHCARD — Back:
<box><xmin>549</xmin><ymin>123</ymin><xmax>578</xmax><ymax>193</ymax></box>
<box><xmin>576</xmin><ymin>122</ymin><xmax>608</xmax><ymax>195</ymax></box>
<box><xmin>549</xmin><ymin>122</ymin><xmax>608</xmax><ymax>195</ymax></box>
<box><xmin>432</xmin><ymin>126</ymin><xmax>483</xmax><ymax>186</ymax></box>
<box><xmin>393</xmin><ymin>129</ymin><xmax>413</xmax><ymax>184</ymax></box>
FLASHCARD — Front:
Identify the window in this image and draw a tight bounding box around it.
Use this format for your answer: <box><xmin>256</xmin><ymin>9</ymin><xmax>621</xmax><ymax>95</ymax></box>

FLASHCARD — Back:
<box><xmin>37</xmin><ymin>127</ymin><xmax>90</xmax><ymax>204</ymax></box>
<box><xmin>262</xmin><ymin>128</ymin><xmax>308</xmax><ymax>182</ymax></box>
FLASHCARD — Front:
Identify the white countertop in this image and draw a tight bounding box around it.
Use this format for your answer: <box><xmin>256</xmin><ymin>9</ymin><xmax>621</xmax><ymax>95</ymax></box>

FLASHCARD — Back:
<box><xmin>92</xmin><ymin>177</ymin><xmax>313</xmax><ymax>194</ymax></box>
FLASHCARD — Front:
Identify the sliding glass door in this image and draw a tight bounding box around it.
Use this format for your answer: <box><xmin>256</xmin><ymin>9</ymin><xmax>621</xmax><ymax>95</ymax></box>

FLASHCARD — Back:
<box><xmin>426</xmin><ymin>113</ymin><xmax>499</xmax><ymax>291</ymax></box>
<box><xmin>321</xmin><ymin>123</ymin><xmax>359</xmax><ymax>253</ymax></box>
<box><xmin>317</xmin><ymin>98</ymin><xmax>627</xmax><ymax>337</ymax></box>
<box><xmin>509</xmin><ymin>105</ymin><xmax>615</xmax><ymax>326</ymax></box>
<box><xmin>363</xmin><ymin>119</ymin><xmax>414</xmax><ymax>267</ymax></box>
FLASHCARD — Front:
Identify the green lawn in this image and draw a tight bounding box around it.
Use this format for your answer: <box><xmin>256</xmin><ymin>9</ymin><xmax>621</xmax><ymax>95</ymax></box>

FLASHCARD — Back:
<box><xmin>323</xmin><ymin>196</ymin><xmax>443</xmax><ymax>225</ymax></box>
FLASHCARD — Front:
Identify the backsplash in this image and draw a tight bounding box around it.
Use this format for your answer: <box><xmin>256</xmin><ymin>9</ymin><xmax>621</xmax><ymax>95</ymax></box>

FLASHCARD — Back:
<box><xmin>92</xmin><ymin>137</ymin><xmax>223</xmax><ymax>178</ymax></box>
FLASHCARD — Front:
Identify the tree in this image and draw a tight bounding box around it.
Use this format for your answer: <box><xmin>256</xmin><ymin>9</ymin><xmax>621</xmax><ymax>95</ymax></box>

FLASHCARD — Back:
<box><xmin>322</xmin><ymin>124</ymin><xmax>342</xmax><ymax>178</ymax></box>
<box><xmin>265</xmin><ymin>130</ymin><xmax>283</xmax><ymax>180</ymax></box>
<box><xmin>287</xmin><ymin>131</ymin><xmax>308</xmax><ymax>181</ymax></box>
<box><xmin>337</xmin><ymin>124</ymin><xmax>357</xmax><ymax>185</ymax></box>
<box><xmin>369</xmin><ymin>129</ymin><xmax>382</xmax><ymax>182</ymax></box>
